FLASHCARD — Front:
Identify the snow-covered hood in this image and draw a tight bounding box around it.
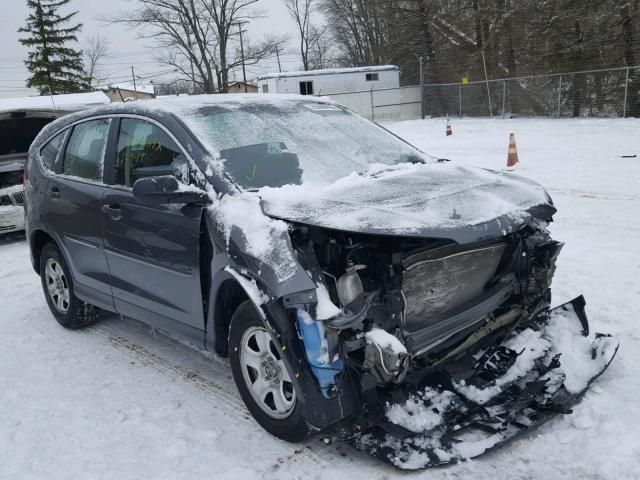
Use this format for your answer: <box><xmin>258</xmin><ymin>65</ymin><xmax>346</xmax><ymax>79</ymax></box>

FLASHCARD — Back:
<box><xmin>259</xmin><ymin>163</ymin><xmax>554</xmax><ymax>244</ymax></box>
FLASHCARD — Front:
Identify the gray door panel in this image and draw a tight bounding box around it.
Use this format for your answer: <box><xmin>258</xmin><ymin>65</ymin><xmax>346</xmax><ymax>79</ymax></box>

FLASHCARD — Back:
<box><xmin>102</xmin><ymin>116</ymin><xmax>205</xmax><ymax>332</ymax></box>
<box><xmin>49</xmin><ymin>179</ymin><xmax>111</xmax><ymax>296</ymax></box>
<box><xmin>102</xmin><ymin>190</ymin><xmax>205</xmax><ymax>329</ymax></box>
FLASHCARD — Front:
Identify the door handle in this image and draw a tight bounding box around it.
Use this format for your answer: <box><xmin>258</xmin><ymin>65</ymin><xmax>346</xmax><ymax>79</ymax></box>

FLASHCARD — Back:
<box><xmin>48</xmin><ymin>186</ymin><xmax>60</xmax><ymax>199</ymax></box>
<box><xmin>102</xmin><ymin>203</ymin><xmax>122</xmax><ymax>221</ymax></box>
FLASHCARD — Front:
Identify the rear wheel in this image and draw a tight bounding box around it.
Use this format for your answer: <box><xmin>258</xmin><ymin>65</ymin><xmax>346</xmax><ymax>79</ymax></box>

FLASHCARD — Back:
<box><xmin>40</xmin><ymin>243</ymin><xmax>100</xmax><ymax>329</ymax></box>
<box><xmin>229</xmin><ymin>300</ymin><xmax>312</xmax><ymax>441</ymax></box>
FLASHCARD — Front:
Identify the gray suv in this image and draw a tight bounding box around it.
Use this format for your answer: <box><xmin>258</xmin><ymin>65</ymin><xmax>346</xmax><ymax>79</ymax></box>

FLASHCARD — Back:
<box><xmin>24</xmin><ymin>95</ymin><xmax>616</xmax><ymax>468</ymax></box>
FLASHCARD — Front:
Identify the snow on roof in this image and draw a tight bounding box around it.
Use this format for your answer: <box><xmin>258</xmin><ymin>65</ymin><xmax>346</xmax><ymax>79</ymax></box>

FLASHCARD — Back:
<box><xmin>108</xmin><ymin>93</ymin><xmax>332</xmax><ymax>113</ymax></box>
<box><xmin>257</xmin><ymin>65</ymin><xmax>399</xmax><ymax>80</ymax></box>
<box><xmin>0</xmin><ymin>91</ymin><xmax>110</xmax><ymax>113</ymax></box>
<box><xmin>101</xmin><ymin>82</ymin><xmax>155</xmax><ymax>95</ymax></box>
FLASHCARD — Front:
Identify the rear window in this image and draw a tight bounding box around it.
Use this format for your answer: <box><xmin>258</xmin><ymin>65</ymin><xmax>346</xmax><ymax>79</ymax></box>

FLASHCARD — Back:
<box><xmin>40</xmin><ymin>131</ymin><xmax>66</xmax><ymax>172</ymax></box>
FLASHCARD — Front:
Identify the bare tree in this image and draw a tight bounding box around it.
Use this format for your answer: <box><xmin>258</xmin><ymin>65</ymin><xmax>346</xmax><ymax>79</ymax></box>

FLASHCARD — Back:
<box><xmin>107</xmin><ymin>0</ymin><xmax>219</xmax><ymax>93</ymax></box>
<box><xmin>84</xmin><ymin>34</ymin><xmax>110</xmax><ymax>87</ymax></box>
<box><xmin>307</xmin><ymin>24</ymin><xmax>335</xmax><ymax>69</ymax></box>
<box><xmin>320</xmin><ymin>0</ymin><xmax>390</xmax><ymax>66</ymax></box>
<box><xmin>197</xmin><ymin>0</ymin><xmax>286</xmax><ymax>91</ymax></box>
<box><xmin>284</xmin><ymin>0</ymin><xmax>313</xmax><ymax>70</ymax></box>
<box><xmin>107</xmin><ymin>0</ymin><xmax>286</xmax><ymax>93</ymax></box>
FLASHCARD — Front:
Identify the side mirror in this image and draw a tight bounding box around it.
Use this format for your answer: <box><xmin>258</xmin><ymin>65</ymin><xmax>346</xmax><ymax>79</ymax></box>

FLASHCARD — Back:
<box><xmin>132</xmin><ymin>176</ymin><xmax>211</xmax><ymax>206</ymax></box>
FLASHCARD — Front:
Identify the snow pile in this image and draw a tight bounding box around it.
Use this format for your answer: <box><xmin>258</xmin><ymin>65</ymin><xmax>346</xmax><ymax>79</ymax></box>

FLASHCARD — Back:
<box><xmin>545</xmin><ymin>306</ymin><xmax>619</xmax><ymax>394</ymax></box>
<box><xmin>365</xmin><ymin>327</ymin><xmax>408</xmax><ymax>355</ymax></box>
<box><xmin>314</xmin><ymin>283</ymin><xmax>342</xmax><ymax>320</ymax></box>
<box><xmin>454</xmin><ymin>328</ymin><xmax>552</xmax><ymax>404</ymax></box>
<box><xmin>453</xmin><ymin>306</ymin><xmax>618</xmax><ymax>406</ymax></box>
<box><xmin>385</xmin><ymin>387</ymin><xmax>455</xmax><ymax>433</ymax></box>
<box><xmin>208</xmin><ymin>193</ymin><xmax>298</xmax><ymax>282</ymax></box>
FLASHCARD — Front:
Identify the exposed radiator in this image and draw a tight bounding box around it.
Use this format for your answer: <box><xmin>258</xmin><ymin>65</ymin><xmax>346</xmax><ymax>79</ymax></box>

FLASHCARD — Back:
<box><xmin>402</xmin><ymin>243</ymin><xmax>506</xmax><ymax>329</ymax></box>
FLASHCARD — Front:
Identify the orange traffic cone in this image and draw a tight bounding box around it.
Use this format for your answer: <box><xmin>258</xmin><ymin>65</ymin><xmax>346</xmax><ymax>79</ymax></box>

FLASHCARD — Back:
<box><xmin>507</xmin><ymin>133</ymin><xmax>519</xmax><ymax>169</ymax></box>
<box><xmin>446</xmin><ymin>117</ymin><xmax>453</xmax><ymax>136</ymax></box>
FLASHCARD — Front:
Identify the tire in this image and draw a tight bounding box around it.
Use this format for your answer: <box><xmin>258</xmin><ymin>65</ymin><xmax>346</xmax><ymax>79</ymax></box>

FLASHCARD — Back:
<box><xmin>40</xmin><ymin>242</ymin><xmax>100</xmax><ymax>330</ymax></box>
<box><xmin>229</xmin><ymin>300</ymin><xmax>312</xmax><ymax>442</ymax></box>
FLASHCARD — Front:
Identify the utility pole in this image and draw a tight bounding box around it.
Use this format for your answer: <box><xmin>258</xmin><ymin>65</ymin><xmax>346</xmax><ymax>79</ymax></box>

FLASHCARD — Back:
<box><xmin>131</xmin><ymin>66</ymin><xmax>138</xmax><ymax>100</ymax></box>
<box><xmin>481</xmin><ymin>49</ymin><xmax>493</xmax><ymax>117</ymax></box>
<box><xmin>275</xmin><ymin>46</ymin><xmax>282</xmax><ymax>73</ymax></box>
<box><xmin>419</xmin><ymin>56</ymin><xmax>425</xmax><ymax>119</ymax></box>
<box><xmin>188</xmin><ymin>34</ymin><xmax>196</xmax><ymax>95</ymax></box>
<box><xmin>237</xmin><ymin>23</ymin><xmax>248</xmax><ymax>93</ymax></box>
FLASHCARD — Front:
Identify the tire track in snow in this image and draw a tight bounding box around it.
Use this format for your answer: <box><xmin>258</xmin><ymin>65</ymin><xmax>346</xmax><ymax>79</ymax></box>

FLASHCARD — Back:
<box><xmin>108</xmin><ymin>335</ymin><xmax>246</xmax><ymax>409</ymax></box>
<box><xmin>87</xmin><ymin>325</ymin><xmax>350</xmax><ymax>473</ymax></box>
<box><xmin>86</xmin><ymin>325</ymin><xmax>251</xmax><ymax>424</ymax></box>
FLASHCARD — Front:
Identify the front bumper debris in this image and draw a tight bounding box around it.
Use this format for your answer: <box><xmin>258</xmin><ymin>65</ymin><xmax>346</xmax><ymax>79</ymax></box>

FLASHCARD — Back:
<box><xmin>346</xmin><ymin>296</ymin><xmax>618</xmax><ymax>470</ymax></box>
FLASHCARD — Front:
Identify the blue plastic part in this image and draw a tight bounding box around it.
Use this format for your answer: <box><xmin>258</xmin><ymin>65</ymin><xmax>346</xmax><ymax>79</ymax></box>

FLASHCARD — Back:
<box><xmin>295</xmin><ymin>310</ymin><xmax>344</xmax><ymax>398</ymax></box>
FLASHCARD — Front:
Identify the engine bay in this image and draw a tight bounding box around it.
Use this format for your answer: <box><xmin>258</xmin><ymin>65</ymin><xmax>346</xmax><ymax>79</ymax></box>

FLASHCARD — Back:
<box><xmin>287</xmin><ymin>219</ymin><xmax>564</xmax><ymax>395</ymax></box>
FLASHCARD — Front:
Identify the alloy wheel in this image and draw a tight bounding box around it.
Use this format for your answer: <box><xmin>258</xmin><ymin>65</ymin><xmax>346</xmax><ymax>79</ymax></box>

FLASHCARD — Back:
<box><xmin>239</xmin><ymin>325</ymin><xmax>296</xmax><ymax>419</ymax></box>
<box><xmin>45</xmin><ymin>258</ymin><xmax>69</xmax><ymax>314</ymax></box>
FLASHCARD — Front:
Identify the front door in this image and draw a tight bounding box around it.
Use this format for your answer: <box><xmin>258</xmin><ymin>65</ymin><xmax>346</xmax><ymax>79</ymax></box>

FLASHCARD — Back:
<box><xmin>102</xmin><ymin>116</ymin><xmax>205</xmax><ymax>333</ymax></box>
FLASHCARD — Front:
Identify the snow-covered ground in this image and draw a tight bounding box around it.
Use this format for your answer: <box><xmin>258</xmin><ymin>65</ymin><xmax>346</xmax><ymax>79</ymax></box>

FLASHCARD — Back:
<box><xmin>1</xmin><ymin>117</ymin><xmax>639</xmax><ymax>479</ymax></box>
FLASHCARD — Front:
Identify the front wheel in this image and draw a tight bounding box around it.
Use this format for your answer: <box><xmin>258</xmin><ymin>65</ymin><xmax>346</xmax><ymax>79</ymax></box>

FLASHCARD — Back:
<box><xmin>229</xmin><ymin>300</ymin><xmax>312</xmax><ymax>442</ymax></box>
<box><xmin>40</xmin><ymin>242</ymin><xmax>100</xmax><ymax>329</ymax></box>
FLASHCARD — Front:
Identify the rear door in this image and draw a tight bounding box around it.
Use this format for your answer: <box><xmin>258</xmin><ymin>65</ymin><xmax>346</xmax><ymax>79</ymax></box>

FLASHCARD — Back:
<box><xmin>102</xmin><ymin>116</ymin><xmax>205</xmax><ymax>334</ymax></box>
<box><xmin>44</xmin><ymin>118</ymin><xmax>113</xmax><ymax>309</ymax></box>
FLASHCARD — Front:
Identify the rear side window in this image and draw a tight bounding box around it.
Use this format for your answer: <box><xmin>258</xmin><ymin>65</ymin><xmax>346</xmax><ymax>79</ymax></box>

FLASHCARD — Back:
<box><xmin>63</xmin><ymin>119</ymin><xmax>111</xmax><ymax>182</ymax></box>
<box><xmin>115</xmin><ymin>118</ymin><xmax>188</xmax><ymax>188</ymax></box>
<box><xmin>40</xmin><ymin>131</ymin><xmax>66</xmax><ymax>172</ymax></box>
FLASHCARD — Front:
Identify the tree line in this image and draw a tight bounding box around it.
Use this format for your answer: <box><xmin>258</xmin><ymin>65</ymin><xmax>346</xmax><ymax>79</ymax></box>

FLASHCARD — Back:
<box><xmin>19</xmin><ymin>0</ymin><xmax>640</xmax><ymax>114</ymax></box>
<box><xmin>292</xmin><ymin>0</ymin><xmax>640</xmax><ymax>115</ymax></box>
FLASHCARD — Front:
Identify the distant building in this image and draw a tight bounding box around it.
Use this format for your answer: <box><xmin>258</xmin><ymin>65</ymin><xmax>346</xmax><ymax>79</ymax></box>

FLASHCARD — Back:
<box><xmin>257</xmin><ymin>65</ymin><xmax>400</xmax><ymax>96</ymax></box>
<box><xmin>101</xmin><ymin>82</ymin><xmax>155</xmax><ymax>102</ymax></box>
<box><xmin>227</xmin><ymin>81</ymin><xmax>258</xmax><ymax>93</ymax></box>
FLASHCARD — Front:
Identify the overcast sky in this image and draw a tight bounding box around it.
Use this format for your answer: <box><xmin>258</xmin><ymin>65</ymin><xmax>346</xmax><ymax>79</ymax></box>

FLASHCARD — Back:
<box><xmin>0</xmin><ymin>0</ymin><xmax>305</xmax><ymax>98</ymax></box>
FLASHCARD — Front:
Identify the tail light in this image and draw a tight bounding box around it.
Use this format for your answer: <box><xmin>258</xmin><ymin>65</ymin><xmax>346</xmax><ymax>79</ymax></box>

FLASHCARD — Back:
<box><xmin>23</xmin><ymin>166</ymin><xmax>28</xmax><ymax>189</ymax></box>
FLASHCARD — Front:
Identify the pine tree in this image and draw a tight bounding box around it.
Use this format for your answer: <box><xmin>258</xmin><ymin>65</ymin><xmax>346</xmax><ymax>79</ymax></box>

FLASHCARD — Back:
<box><xmin>18</xmin><ymin>0</ymin><xmax>89</xmax><ymax>95</ymax></box>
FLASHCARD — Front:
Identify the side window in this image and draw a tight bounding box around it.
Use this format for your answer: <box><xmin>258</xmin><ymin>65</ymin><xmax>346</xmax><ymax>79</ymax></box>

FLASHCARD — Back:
<box><xmin>115</xmin><ymin>118</ymin><xmax>188</xmax><ymax>188</ymax></box>
<box><xmin>365</xmin><ymin>73</ymin><xmax>379</xmax><ymax>81</ymax></box>
<box><xmin>62</xmin><ymin>119</ymin><xmax>110</xmax><ymax>182</ymax></box>
<box><xmin>39</xmin><ymin>131</ymin><xmax>66</xmax><ymax>172</ymax></box>
<box><xmin>299</xmin><ymin>81</ymin><xmax>313</xmax><ymax>95</ymax></box>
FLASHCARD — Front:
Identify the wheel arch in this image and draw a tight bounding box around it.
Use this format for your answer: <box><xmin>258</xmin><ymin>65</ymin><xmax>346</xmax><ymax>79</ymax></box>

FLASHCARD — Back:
<box><xmin>30</xmin><ymin>229</ymin><xmax>57</xmax><ymax>274</ymax></box>
<box><xmin>209</xmin><ymin>273</ymin><xmax>254</xmax><ymax>357</ymax></box>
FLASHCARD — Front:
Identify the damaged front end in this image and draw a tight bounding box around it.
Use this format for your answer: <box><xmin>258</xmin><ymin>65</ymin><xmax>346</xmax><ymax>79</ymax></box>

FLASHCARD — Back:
<box><xmin>277</xmin><ymin>217</ymin><xmax>617</xmax><ymax>468</ymax></box>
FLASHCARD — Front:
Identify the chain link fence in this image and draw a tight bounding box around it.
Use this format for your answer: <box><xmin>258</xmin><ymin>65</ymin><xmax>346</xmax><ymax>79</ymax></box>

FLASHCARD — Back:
<box><xmin>423</xmin><ymin>66</ymin><xmax>640</xmax><ymax>118</ymax></box>
<box><xmin>323</xmin><ymin>66</ymin><xmax>640</xmax><ymax>120</ymax></box>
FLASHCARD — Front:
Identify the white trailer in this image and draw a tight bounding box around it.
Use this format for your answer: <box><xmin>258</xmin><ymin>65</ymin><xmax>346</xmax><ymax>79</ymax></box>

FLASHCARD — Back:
<box><xmin>257</xmin><ymin>65</ymin><xmax>400</xmax><ymax>96</ymax></box>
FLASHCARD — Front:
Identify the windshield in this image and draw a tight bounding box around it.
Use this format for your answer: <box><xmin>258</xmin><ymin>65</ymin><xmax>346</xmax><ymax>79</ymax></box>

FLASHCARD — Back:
<box><xmin>181</xmin><ymin>100</ymin><xmax>431</xmax><ymax>189</ymax></box>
